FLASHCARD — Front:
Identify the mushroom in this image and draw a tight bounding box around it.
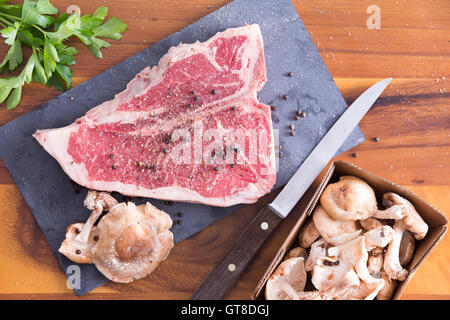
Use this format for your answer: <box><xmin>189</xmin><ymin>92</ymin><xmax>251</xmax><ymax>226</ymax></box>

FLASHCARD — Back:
<box><xmin>367</xmin><ymin>247</ymin><xmax>384</xmax><ymax>275</ymax></box>
<box><xmin>297</xmin><ymin>281</ymin><xmax>384</xmax><ymax>300</ymax></box>
<box><xmin>58</xmin><ymin>223</ymin><xmax>99</xmax><ymax>263</ymax></box>
<box><xmin>305</xmin><ymin>238</ymin><xmax>328</xmax><ymax>272</ymax></box>
<box><xmin>382</xmin><ymin>192</ymin><xmax>428</xmax><ymax>240</ymax></box>
<box><xmin>360</xmin><ymin>217</ymin><xmax>383</xmax><ymax>231</ymax></box>
<box><xmin>311</xmin><ymin>256</ymin><xmax>360</xmax><ymax>291</ymax></box>
<box><xmin>265</xmin><ymin>257</ymin><xmax>307</xmax><ymax>300</ymax></box>
<box><xmin>90</xmin><ymin>202</ymin><xmax>174</xmax><ymax>283</ymax></box>
<box><xmin>284</xmin><ymin>247</ymin><xmax>308</xmax><ymax>261</ymax></box>
<box><xmin>376</xmin><ymin>270</ymin><xmax>398</xmax><ymax>300</ymax></box>
<box><xmin>363</xmin><ymin>225</ymin><xmax>394</xmax><ymax>251</ymax></box>
<box><xmin>326</xmin><ymin>229</ymin><xmax>362</xmax><ymax>246</ymax></box>
<box><xmin>320</xmin><ymin>176</ymin><xmax>403</xmax><ymax>221</ymax></box>
<box><xmin>298</xmin><ymin>217</ymin><xmax>320</xmax><ymax>248</ymax></box>
<box><xmin>383</xmin><ymin>220</ymin><xmax>409</xmax><ymax>281</ymax></box>
<box><xmin>59</xmin><ymin>191</ymin><xmax>118</xmax><ymax>263</ymax></box>
<box><xmin>399</xmin><ymin>230</ymin><xmax>415</xmax><ymax>266</ymax></box>
<box><xmin>328</xmin><ymin>236</ymin><xmax>385</xmax><ymax>289</ymax></box>
<box><xmin>311</xmin><ymin>205</ymin><xmax>359</xmax><ymax>241</ymax></box>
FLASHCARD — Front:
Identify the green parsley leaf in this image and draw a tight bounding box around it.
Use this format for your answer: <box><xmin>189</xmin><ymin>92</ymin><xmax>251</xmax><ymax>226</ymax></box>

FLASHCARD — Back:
<box><xmin>0</xmin><ymin>1</ymin><xmax>127</xmax><ymax>109</ymax></box>
<box><xmin>21</xmin><ymin>0</ymin><xmax>57</xmax><ymax>28</ymax></box>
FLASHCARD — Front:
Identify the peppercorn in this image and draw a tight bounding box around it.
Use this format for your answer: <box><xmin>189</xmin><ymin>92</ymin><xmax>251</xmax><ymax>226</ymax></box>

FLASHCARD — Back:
<box><xmin>112</xmin><ymin>164</ymin><xmax>117</xmax><ymax>170</ymax></box>
<box><xmin>352</xmin><ymin>152</ymin><xmax>358</xmax><ymax>158</ymax></box>
<box><xmin>287</xmin><ymin>72</ymin><xmax>294</xmax><ymax>77</ymax></box>
<box><xmin>211</xmin><ymin>89</ymin><xmax>217</xmax><ymax>95</ymax></box>
<box><xmin>282</xmin><ymin>94</ymin><xmax>288</xmax><ymax>100</ymax></box>
<box><xmin>373</xmin><ymin>137</ymin><xmax>380</xmax><ymax>142</ymax></box>
<box><xmin>301</xmin><ymin>112</ymin><xmax>306</xmax><ymax>118</ymax></box>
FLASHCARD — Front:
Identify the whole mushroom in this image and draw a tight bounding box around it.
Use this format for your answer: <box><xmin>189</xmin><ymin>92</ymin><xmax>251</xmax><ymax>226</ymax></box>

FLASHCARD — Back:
<box><xmin>91</xmin><ymin>202</ymin><xmax>174</xmax><ymax>283</ymax></box>
<box><xmin>320</xmin><ymin>176</ymin><xmax>404</xmax><ymax>221</ymax></box>
<box><xmin>59</xmin><ymin>191</ymin><xmax>118</xmax><ymax>263</ymax></box>
<box><xmin>382</xmin><ymin>192</ymin><xmax>428</xmax><ymax>240</ymax></box>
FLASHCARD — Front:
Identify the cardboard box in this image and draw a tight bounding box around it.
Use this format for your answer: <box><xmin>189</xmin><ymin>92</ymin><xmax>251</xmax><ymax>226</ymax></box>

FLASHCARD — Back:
<box><xmin>252</xmin><ymin>160</ymin><xmax>448</xmax><ymax>300</ymax></box>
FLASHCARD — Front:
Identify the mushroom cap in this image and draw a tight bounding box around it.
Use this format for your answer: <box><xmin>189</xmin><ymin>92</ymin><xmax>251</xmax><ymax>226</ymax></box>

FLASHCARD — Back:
<box><xmin>265</xmin><ymin>257</ymin><xmax>307</xmax><ymax>300</ymax></box>
<box><xmin>360</xmin><ymin>217</ymin><xmax>384</xmax><ymax>231</ymax></box>
<box><xmin>382</xmin><ymin>192</ymin><xmax>428</xmax><ymax>240</ymax></box>
<box><xmin>312</xmin><ymin>205</ymin><xmax>359</xmax><ymax>241</ymax></box>
<box><xmin>312</xmin><ymin>257</ymin><xmax>360</xmax><ymax>291</ymax></box>
<box><xmin>364</xmin><ymin>225</ymin><xmax>394</xmax><ymax>251</ymax></box>
<box><xmin>320</xmin><ymin>176</ymin><xmax>378</xmax><ymax>221</ymax></box>
<box><xmin>399</xmin><ymin>230</ymin><xmax>415</xmax><ymax>266</ymax></box>
<box><xmin>298</xmin><ymin>217</ymin><xmax>320</xmax><ymax>248</ymax></box>
<box><xmin>328</xmin><ymin>236</ymin><xmax>385</xmax><ymax>289</ymax></box>
<box><xmin>58</xmin><ymin>223</ymin><xmax>99</xmax><ymax>263</ymax></box>
<box><xmin>91</xmin><ymin>202</ymin><xmax>174</xmax><ymax>283</ymax></box>
<box><xmin>327</xmin><ymin>229</ymin><xmax>362</xmax><ymax>246</ymax></box>
<box><xmin>284</xmin><ymin>247</ymin><xmax>308</xmax><ymax>261</ymax></box>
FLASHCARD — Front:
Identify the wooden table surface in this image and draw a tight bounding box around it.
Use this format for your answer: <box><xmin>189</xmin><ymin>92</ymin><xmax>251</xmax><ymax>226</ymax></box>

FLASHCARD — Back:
<box><xmin>0</xmin><ymin>0</ymin><xmax>448</xmax><ymax>300</ymax></box>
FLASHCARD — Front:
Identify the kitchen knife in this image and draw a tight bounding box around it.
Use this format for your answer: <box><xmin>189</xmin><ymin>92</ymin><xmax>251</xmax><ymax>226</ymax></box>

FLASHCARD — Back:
<box><xmin>191</xmin><ymin>78</ymin><xmax>392</xmax><ymax>300</ymax></box>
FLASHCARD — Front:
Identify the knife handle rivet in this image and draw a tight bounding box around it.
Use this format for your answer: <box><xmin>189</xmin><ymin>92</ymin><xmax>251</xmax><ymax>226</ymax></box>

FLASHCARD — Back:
<box><xmin>261</xmin><ymin>222</ymin><xmax>269</xmax><ymax>230</ymax></box>
<box><xmin>228</xmin><ymin>264</ymin><xmax>236</xmax><ymax>272</ymax></box>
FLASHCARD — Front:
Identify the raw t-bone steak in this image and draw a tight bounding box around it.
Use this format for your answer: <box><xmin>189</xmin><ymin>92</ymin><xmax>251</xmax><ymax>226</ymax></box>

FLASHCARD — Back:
<box><xmin>34</xmin><ymin>25</ymin><xmax>276</xmax><ymax>207</ymax></box>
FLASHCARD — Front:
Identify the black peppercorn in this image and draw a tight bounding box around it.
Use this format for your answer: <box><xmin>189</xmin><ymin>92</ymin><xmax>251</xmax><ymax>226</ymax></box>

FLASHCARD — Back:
<box><xmin>112</xmin><ymin>164</ymin><xmax>117</xmax><ymax>170</ymax></box>
<box><xmin>373</xmin><ymin>137</ymin><xmax>380</xmax><ymax>142</ymax></box>
<box><xmin>211</xmin><ymin>89</ymin><xmax>217</xmax><ymax>95</ymax></box>
<box><xmin>282</xmin><ymin>94</ymin><xmax>288</xmax><ymax>100</ymax></box>
<box><xmin>194</xmin><ymin>96</ymin><xmax>199</xmax><ymax>101</ymax></box>
<box><xmin>231</xmin><ymin>106</ymin><xmax>236</xmax><ymax>111</ymax></box>
<box><xmin>352</xmin><ymin>152</ymin><xmax>358</xmax><ymax>158</ymax></box>
<box><xmin>287</xmin><ymin>72</ymin><xmax>294</xmax><ymax>77</ymax></box>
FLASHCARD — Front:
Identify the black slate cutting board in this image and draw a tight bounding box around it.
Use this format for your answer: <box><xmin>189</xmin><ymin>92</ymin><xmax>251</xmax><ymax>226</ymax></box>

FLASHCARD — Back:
<box><xmin>0</xmin><ymin>0</ymin><xmax>365</xmax><ymax>296</ymax></box>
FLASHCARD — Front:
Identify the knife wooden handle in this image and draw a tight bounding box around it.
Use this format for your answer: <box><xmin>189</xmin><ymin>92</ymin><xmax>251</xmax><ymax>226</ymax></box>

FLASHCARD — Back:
<box><xmin>191</xmin><ymin>205</ymin><xmax>282</xmax><ymax>300</ymax></box>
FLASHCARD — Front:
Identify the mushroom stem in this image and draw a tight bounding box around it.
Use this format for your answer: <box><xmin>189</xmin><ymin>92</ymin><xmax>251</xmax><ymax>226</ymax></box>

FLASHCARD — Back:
<box><xmin>372</xmin><ymin>205</ymin><xmax>403</xmax><ymax>220</ymax></box>
<box><xmin>383</xmin><ymin>220</ymin><xmax>409</xmax><ymax>281</ymax></box>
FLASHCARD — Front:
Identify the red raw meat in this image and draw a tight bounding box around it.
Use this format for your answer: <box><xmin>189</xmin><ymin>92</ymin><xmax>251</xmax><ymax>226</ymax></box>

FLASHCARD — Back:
<box><xmin>34</xmin><ymin>25</ymin><xmax>276</xmax><ymax>207</ymax></box>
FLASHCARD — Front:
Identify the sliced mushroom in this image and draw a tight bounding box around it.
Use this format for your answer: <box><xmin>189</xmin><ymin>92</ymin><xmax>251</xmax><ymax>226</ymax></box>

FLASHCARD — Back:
<box><xmin>363</xmin><ymin>225</ymin><xmax>394</xmax><ymax>251</ymax></box>
<box><xmin>382</xmin><ymin>192</ymin><xmax>428</xmax><ymax>240</ymax></box>
<box><xmin>284</xmin><ymin>247</ymin><xmax>308</xmax><ymax>261</ymax></box>
<box><xmin>399</xmin><ymin>230</ymin><xmax>415</xmax><ymax>266</ymax></box>
<box><xmin>376</xmin><ymin>270</ymin><xmax>398</xmax><ymax>300</ymax></box>
<box><xmin>305</xmin><ymin>238</ymin><xmax>328</xmax><ymax>272</ymax></box>
<box><xmin>91</xmin><ymin>202</ymin><xmax>174</xmax><ymax>283</ymax></box>
<box><xmin>312</xmin><ymin>205</ymin><xmax>359</xmax><ymax>241</ymax></box>
<box><xmin>265</xmin><ymin>257</ymin><xmax>307</xmax><ymax>300</ymax></box>
<box><xmin>320</xmin><ymin>176</ymin><xmax>403</xmax><ymax>221</ymax></box>
<box><xmin>383</xmin><ymin>220</ymin><xmax>409</xmax><ymax>281</ymax></box>
<box><xmin>298</xmin><ymin>217</ymin><xmax>320</xmax><ymax>248</ymax></box>
<box><xmin>367</xmin><ymin>247</ymin><xmax>384</xmax><ymax>275</ymax></box>
<box><xmin>59</xmin><ymin>191</ymin><xmax>118</xmax><ymax>263</ymax></box>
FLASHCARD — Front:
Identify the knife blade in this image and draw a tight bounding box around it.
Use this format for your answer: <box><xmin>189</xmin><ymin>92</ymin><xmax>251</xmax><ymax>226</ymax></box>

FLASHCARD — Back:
<box><xmin>191</xmin><ymin>78</ymin><xmax>392</xmax><ymax>300</ymax></box>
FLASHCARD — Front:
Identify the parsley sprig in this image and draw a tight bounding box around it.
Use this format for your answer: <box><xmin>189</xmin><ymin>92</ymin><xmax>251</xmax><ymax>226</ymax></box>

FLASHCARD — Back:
<box><xmin>0</xmin><ymin>0</ymin><xmax>127</xmax><ymax>110</ymax></box>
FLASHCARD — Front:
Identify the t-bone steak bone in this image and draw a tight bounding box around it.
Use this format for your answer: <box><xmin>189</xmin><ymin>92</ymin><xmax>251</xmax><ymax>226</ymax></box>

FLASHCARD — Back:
<box><xmin>33</xmin><ymin>25</ymin><xmax>276</xmax><ymax>207</ymax></box>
